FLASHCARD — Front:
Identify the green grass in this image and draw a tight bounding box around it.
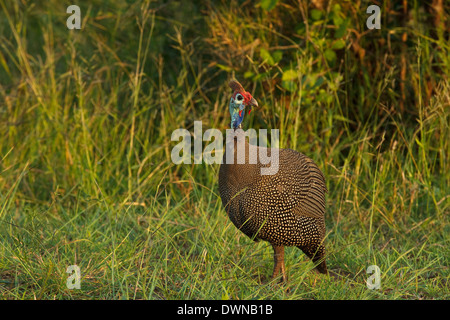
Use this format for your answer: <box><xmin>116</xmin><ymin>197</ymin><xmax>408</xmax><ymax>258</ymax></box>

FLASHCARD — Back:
<box><xmin>0</xmin><ymin>0</ymin><xmax>449</xmax><ymax>299</ymax></box>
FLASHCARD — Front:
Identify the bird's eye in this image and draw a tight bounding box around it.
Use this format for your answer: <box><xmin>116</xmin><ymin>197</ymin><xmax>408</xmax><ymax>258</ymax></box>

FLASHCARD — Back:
<box><xmin>236</xmin><ymin>94</ymin><xmax>243</xmax><ymax>101</ymax></box>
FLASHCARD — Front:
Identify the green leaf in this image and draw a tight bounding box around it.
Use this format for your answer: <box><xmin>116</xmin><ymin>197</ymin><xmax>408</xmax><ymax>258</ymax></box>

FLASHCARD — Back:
<box><xmin>317</xmin><ymin>89</ymin><xmax>329</xmax><ymax>102</ymax></box>
<box><xmin>282</xmin><ymin>80</ymin><xmax>297</xmax><ymax>92</ymax></box>
<box><xmin>334</xmin><ymin>18</ymin><xmax>350</xmax><ymax>38</ymax></box>
<box><xmin>216</xmin><ymin>64</ymin><xmax>232</xmax><ymax>72</ymax></box>
<box><xmin>305</xmin><ymin>74</ymin><xmax>317</xmax><ymax>89</ymax></box>
<box><xmin>309</xmin><ymin>75</ymin><xmax>325</xmax><ymax>89</ymax></box>
<box><xmin>260</xmin><ymin>0</ymin><xmax>278</xmax><ymax>11</ymax></box>
<box><xmin>295</xmin><ymin>22</ymin><xmax>306</xmax><ymax>35</ymax></box>
<box><xmin>327</xmin><ymin>72</ymin><xmax>342</xmax><ymax>83</ymax></box>
<box><xmin>332</xmin><ymin>39</ymin><xmax>346</xmax><ymax>50</ymax></box>
<box><xmin>272</xmin><ymin>50</ymin><xmax>283</xmax><ymax>63</ymax></box>
<box><xmin>282</xmin><ymin>69</ymin><xmax>298</xmax><ymax>81</ymax></box>
<box><xmin>260</xmin><ymin>48</ymin><xmax>275</xmax><ymax>66</ymax></box>
<box><xmin>324</xmin><ymin>48</ymin><xmax>337</xmax><ymax>62</ymax></box>
<box><xmin>310</xmin><ymin>9</ymin><xmax>323</xmax><ymax>21</ymax></box>
<box><xmin>244</xmin><ymin>71</ymin><xmax>254</xmax><ymax>79</ymax></box>
<box><xmin>333</xmin><ymin>14</ymin><xmax>344</xmax><ymax>27</ymax></box>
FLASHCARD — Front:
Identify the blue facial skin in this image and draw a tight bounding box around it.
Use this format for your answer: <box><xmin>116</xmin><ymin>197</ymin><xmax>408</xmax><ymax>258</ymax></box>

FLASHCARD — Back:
<box><xmin>230</xmin><ymin>98</ymin><xmax>246</xmax><ymax>129</ymax></box>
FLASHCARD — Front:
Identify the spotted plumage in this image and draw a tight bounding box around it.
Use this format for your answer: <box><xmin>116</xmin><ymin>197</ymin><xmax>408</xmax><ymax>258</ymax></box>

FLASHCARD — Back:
<box><xmin>219</xmin><ymin>80</ymin><xmax>328</xmax><ymax>281</ymax></box>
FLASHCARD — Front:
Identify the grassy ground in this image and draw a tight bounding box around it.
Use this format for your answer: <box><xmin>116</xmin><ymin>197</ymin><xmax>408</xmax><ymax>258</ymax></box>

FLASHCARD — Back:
<box><xmin>0</xmin><ymin>1</ymin><xmax>449</xmax><ymax>299</ymax></box>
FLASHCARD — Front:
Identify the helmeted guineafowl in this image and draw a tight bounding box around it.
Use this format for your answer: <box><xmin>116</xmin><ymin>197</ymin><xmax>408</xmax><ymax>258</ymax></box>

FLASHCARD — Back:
<box><xmin>219</xmin><ymin>79</ymin><xmax>328</xmax><ymax>282</ymax></box>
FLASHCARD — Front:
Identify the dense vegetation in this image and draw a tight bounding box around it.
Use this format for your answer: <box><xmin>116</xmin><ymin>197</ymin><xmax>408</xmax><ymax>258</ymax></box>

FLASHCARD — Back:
<box><xmin>0</xmin><ymin>0</ymin><xmax>448</xmax><ymax>299</ymax></box>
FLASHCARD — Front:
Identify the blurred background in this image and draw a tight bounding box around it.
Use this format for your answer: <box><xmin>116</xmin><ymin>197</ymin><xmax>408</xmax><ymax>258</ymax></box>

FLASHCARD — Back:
<box><xmin>0</xmin><ymin>0</ymin><xmax>448</xmax><ymax>299</ymax></box>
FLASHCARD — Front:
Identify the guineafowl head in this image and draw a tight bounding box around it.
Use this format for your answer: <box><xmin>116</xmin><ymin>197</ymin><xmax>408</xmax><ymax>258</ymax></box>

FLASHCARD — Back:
<box><xmin>228</xmin><ymin>80</ymin><xmax>258</xmax><ymax>129</ymax></box>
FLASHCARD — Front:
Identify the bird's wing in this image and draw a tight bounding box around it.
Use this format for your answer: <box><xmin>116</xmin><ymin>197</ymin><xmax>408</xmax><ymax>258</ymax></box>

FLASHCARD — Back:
<box><xmin>277</xmin><ymin>149</ymin><xmax>327</xmax><ymax>219</ymax></box>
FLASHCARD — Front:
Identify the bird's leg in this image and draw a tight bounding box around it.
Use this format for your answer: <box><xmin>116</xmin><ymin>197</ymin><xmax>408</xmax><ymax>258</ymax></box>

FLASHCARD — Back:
<box><xmin>314</xmin><ymin>259</ymin><xmax>328</xmax><ymax>275</ymax></box>
<box><xmin>271</xmin><ymin>245</ymin><xmax>287</xmax><ymax>282</ymax></box>
<box><xmin>298</xmin><ymin>244</ymin><xmax>328</xmax><ymax>275</ymax></box>
<box><xmin>311</xmin><ymin>244</ymin><xmax>328</xmax><ymax>275</ymax></box>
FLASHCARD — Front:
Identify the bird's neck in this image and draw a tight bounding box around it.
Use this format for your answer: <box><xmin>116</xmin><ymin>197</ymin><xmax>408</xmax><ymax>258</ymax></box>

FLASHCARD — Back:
<box><xmin>222</xmin><ymin>129</ymin><xmax>259</xmax><ymax>186</ymax></box>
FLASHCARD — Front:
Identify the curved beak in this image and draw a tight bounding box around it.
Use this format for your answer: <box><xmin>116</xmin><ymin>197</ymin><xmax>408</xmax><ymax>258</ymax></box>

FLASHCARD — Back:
<box><xmin>249</xmin><ymin>97</ymin><xmax>258</xmax><ymax>108</ymax></box>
